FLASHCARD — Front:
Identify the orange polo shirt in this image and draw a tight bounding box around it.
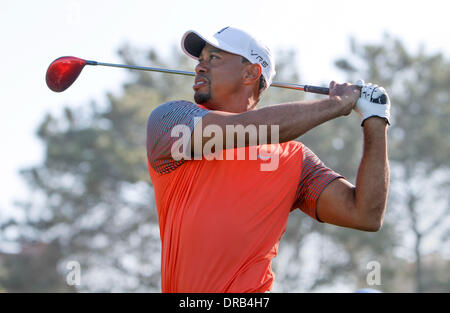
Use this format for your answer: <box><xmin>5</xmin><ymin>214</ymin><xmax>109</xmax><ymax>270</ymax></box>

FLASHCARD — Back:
<box><xmin>146</xmin><ymin>100</ymin><xmax>341</xmax><ymax>292</ymax></box>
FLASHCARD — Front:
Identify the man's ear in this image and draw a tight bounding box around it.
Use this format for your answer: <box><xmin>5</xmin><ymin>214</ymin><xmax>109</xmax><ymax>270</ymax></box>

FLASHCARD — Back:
<box><xmin>243</xmin><ymin>63</ymin><xmax>262</xmax><ymax>86</ymax></box>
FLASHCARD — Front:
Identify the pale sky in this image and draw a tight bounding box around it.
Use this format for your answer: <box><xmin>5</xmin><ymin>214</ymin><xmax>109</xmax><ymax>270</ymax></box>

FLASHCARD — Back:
<box><xmin>1</xmin><ymin>0</ymin><xmax>449</xmax><ymax>225</ymax></box>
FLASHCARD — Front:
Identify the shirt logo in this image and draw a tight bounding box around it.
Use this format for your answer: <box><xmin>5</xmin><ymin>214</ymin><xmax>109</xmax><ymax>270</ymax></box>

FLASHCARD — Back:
<box><xmin>258</xmin><ymin>154</ymin><xmax>272</xmax><ymax>160</ymax></box>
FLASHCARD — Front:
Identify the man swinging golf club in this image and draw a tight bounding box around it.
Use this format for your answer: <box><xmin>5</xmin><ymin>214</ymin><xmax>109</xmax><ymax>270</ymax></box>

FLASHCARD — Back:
<box><xmin>146</xmin><ymin>26</ymin><xmax>390</xmax><ymax>293</ymax></box>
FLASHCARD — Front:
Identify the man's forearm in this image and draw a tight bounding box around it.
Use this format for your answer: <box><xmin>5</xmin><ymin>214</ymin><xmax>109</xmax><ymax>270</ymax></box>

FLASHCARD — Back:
<box><xmin>192</xmin><ymin>89</ymin><xmax>356</xmax><ymax>155</ymax></box>
<box><xmin>230</xmin><ymin>97</ymin><xmax>343</xmax><ymax>143</ymax></box>
<box><xmin>354</xmin><ymin>117</ymin><xmax>390</xmax><ymax>228</ymax></box>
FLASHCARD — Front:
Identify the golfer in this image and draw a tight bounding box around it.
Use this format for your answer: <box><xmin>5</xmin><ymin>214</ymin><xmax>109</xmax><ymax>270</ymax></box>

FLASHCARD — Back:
<box><xmin>146</xmin><ymin>26</ymin><xmax>390</xmax><ymax>292</ymax></box>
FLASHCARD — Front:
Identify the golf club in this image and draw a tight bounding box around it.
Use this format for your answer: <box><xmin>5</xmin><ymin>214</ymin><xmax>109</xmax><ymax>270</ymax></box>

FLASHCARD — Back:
<box><xmin>46</xmin><ymin>56</ymin><xmax>331</xmax><ymax>95</ymax></box>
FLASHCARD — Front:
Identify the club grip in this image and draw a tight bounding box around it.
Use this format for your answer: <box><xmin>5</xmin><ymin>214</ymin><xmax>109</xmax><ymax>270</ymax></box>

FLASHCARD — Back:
<box><xmin>304</xmin><ymin>85</ymin><xmax>330</xmax><ymax>95</ymax></box>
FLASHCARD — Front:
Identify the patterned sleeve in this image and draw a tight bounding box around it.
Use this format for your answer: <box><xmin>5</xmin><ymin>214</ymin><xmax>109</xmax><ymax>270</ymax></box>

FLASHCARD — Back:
<box><xmin>294</xmin><ymin>145</ymin><xmax>344</xmax><ymax>222</ymax></box>
<box><xmin>146</xmin><ymin>100</ymin><xmax>209</xmax><ymax>174</ymax></box>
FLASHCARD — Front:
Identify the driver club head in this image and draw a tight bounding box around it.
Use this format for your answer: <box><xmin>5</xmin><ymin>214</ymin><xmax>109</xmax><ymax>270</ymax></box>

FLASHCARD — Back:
<box><xmin>46</xmin><ymin>56</ymin><xmax>87</xmax><ymax>92</ymax></box>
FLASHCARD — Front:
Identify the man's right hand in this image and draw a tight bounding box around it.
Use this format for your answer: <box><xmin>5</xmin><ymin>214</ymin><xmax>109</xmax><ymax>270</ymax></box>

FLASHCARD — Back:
<box><xmin>328</xmin><ymin>81</ymin><xmax>361</xmax><ymax>116</ymax></box>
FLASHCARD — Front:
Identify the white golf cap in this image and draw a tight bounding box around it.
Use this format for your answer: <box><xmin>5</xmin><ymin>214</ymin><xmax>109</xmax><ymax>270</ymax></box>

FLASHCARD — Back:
<box><xmin>181</xmin><ymin>26</ymin><xmax>276</xmax><ymax>86</ymax></box>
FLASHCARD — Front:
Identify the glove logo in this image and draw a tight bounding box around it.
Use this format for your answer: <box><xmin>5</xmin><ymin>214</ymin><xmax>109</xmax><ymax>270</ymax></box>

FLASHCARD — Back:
<box><xmin>365</xmin><ymin>86</ymin><xmax>388</xmax><ymax>105</ymax></box>
<box><xmin>371</xmin><ymin>93</ymin><xmax>388</xmax><ymax>105</ymax></box>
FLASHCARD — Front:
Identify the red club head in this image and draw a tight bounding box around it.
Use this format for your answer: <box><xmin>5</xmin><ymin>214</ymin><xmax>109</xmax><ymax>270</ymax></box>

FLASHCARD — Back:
<box><xmin>46</xmin><ymin>56</ymin><xmax>87</xmax><ymax>92</ymax></box>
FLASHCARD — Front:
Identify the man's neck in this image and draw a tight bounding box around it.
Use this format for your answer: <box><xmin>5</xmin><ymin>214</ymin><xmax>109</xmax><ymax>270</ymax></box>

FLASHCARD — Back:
<box><xmin>202</xmin><ymin>91</ymin><xmax>258</xmax><ymax>113</ymax></box>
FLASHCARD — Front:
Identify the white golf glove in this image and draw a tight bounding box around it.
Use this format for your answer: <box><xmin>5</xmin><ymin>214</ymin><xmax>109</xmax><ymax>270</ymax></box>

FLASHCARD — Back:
<box><xmin>355</xmin><ymin>80</ymin><xmax>391</xmax><ymax>126</ymax></box>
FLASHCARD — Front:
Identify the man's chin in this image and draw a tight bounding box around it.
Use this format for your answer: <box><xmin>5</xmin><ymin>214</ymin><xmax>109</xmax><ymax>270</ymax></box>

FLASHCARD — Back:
<box><xmin>194</xmin><ymin>92</ymin><xmax>211</xmax><ymax>105</ymax></box>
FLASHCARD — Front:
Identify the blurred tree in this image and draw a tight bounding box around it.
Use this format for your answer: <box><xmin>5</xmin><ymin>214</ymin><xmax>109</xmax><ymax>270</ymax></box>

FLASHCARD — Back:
<box><xmin>0</xmin><ymin>241</ymin><xmax>75</xmax><ymax>292</ymax></box>
<box><xmin>332</xmin><ymin>34</ymin><xmax>450</xmax><ymax>292</ymax></box>
<box><xmin>272</xmin><ymin>35</ymin><xmax>450</xmax><ymax>293</ymax></box>
<box><xmin>2</xmin><ymin>36</ymin><xmax>448</xmax><ymax>292</ymax></box>
<box><xmin>271</xmin><ymin>46</ymin><xmax>400</xmax><ymax>293</ymax></box>
<box><xmin>2</xmin><ymin>45</ymin><xmax>194</xmax><ymax>292</ymax></box>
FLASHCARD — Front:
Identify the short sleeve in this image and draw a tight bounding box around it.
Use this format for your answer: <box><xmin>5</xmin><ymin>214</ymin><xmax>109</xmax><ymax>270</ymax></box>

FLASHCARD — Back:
<box><xmin>294</xmin><ymin>145</ymin><xmax>344</xmax><ymax>221</ymax></box>
<box><xmin>146</xmin><ymin>100</ymin><xmax>209</xmax><ymax>174</ymax></box>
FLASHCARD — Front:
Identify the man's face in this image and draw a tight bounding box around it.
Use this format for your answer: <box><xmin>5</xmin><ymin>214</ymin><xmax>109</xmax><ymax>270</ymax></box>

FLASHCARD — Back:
<box><xmin>193</xmin><ymin>44</ymin><xmax>247</xmax><ymax>111</ymax></box>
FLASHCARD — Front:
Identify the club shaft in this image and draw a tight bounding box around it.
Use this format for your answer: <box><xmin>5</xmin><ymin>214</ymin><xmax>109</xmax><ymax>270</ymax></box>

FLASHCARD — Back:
<box><xmin>86</xmin><ymin>60</ymin><xmax>330</xmax><ymax>95</ymax></box>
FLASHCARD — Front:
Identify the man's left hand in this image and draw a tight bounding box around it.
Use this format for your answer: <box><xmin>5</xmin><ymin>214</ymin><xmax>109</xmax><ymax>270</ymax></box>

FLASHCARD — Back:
<box><xmin>355</xmin><ymin>80</ymin><xmax>391</xmax><ymax>126</ymax></box>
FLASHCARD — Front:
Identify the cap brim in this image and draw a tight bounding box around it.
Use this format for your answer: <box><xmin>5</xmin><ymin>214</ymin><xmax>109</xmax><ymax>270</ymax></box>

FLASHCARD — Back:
<box><xmin>181</xmin><ymin>30</ymin><xmax>239</xmax><ymax>60</ymax></box>
<box><xmin>181</xmin><ymin>31</ymin><xmax>207</xmax><ymax>59</ymax></box>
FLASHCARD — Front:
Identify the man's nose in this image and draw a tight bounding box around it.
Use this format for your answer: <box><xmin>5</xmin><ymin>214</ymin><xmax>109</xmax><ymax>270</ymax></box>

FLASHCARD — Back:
<box><xmin>195</xmin><ymin>61</ymin><xmax>208</xmax><ymax>74</ymax></box>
